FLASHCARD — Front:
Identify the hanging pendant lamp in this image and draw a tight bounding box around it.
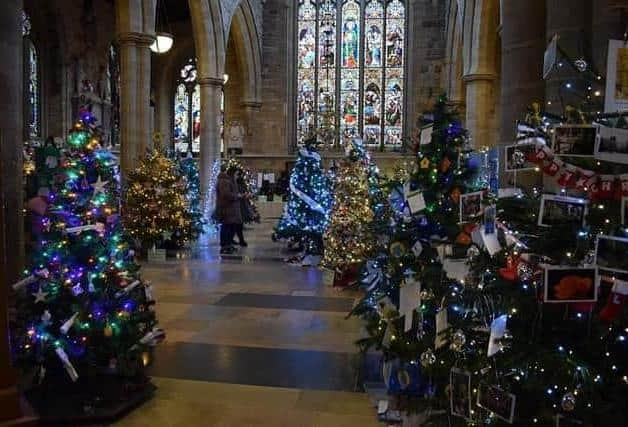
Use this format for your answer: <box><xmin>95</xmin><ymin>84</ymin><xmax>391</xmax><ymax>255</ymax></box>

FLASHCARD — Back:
<box><xmin>150</xmin><ymin>0</ymin><xmax>174</xmax><ymax>54</ymax></box>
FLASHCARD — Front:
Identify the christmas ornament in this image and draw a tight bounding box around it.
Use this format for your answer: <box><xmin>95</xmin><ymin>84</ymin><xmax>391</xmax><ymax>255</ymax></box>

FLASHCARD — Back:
<box><xmin>440</xmin><ymin>157</ymin><xmax>452</xmax><ymax>172</ymax></box>
<box><xmin>455</xmin><ymin>232</ymin><xmax>472</xmax><ymax>246</ymax></box>
<box><xmin>390</xmin><ymin>241</ymin><xmax>407</xmax><ymax>257</ymax></box>
<box><xmin>419</xmin><ymin>349</ymin><xmax>436</xmax><ymax>367</ymax></box>
<box><xmin>511</xmin><ymin>149</ymin><xmax>526</xmax><ymax>167</ymax></box>
<box><xmin>466</xmin><ymin>246</ymin><xmax>480</xmax><ymax>259</ymax></box>
<box><xmin>561</xmin><ymin>392</ymin><xmax>577</xmax><ymax>412</ymax></box>
<box><xmin>516</xmin><ymin>262</ymin><xmax>533</xmax><ymax>282</ymax></box>
<box><xmin>420</xmin><ymin>157</ymin><xmax>430</xmax><ymax>169</ymax></box>
<box><xmin>574</xmin><ymin>58</ymin><xmax>588</xmax><ymax>72</ymax></box>
<box><xmin>91</xmin><ymin>175</ymin><xmax>108</xmax><ymax>195</ymax></box>
<box><xmin>104</xmin><ymin>324</ymin><xmax>113</xmax><ymax>337</ymax></box>
<box><xmin>32</xmin><ymin>286</ymin><xmax>49</xmax><ymax>303</ymax></box>
<box><xmin>451</xmin><ymin>330</ymin><xmax>466</xmax><ymax>352</ymax></box>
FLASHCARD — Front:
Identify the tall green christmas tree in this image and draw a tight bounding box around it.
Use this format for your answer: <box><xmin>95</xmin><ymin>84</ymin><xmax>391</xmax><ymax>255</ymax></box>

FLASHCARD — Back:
<box><xmin>11</xmin><ymin>113</ymin><xmax>162</xmax><ymax>395</ymax></box>
<box><xmin>273</xmin><ymin>137</ymin><xmax>333</xmax><ymax>255</ymax></box>
<box><xmin>352</xmin><ymin>96</ymin><xmax>488</xmax><ymax>418</ymax></box>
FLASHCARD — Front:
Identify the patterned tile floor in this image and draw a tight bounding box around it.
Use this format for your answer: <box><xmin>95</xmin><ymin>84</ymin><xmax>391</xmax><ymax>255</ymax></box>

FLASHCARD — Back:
<box><xmin>113</xmin><ymin>221</ymin><xmax>381</xmax><ymax>427</ymax></box>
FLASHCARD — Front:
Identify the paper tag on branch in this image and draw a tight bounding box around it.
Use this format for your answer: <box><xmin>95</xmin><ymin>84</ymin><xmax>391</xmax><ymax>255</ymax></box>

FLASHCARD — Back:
<box><xmin>435</xmin><ymin>309</ymin><xmax>450</xmax><ymax>349</ymax></box>
<box><xmin>400</xmin><ymin>279</ymin><xmax>421</xmax><ymax>332</ymax></box>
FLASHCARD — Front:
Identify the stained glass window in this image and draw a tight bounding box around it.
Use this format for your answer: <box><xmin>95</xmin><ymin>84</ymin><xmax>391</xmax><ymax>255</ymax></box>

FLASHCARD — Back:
<box><xmin>22</xmin><ymin>11</ymin><xmax>40</xmax><ymax>140</ymax></box>
<box><xmin>296</xmin><ymin>0</ymin><xmax>405</xmax><ymax>149</ymax></box>
<box><xmin>173</xmin><ymin>58</ymin><xmax>201</xmax><ymax>155</ymax></box>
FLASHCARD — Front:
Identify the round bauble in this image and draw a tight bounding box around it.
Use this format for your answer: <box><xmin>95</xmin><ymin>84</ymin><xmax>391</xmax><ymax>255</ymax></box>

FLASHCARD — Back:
<box><xmin>561</xmin><ymin>392</ymin><xmax>576</xmax><ymax>412</ymax></box>
<box><xmin>419</xmin><ymin>349</ymin><xmax>436</xmax><ymax>367</ymax></box>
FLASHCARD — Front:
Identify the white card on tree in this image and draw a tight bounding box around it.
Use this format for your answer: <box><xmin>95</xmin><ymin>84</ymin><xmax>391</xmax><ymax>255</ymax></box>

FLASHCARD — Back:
<box><xmin>435</xmin><ymin>309</ymin><xmax>450</xmax><ymax>349</ymax></box>
<box><xmin>442</xmin><ymin>258</ymin><xmax>469</xmax><ymax>283</ymax></box>
<box><xmin>400</xmin><ymin>280</ymin><xmax>421</xmax><ymax>332</ymax></box>
<box><xmin>487</xmin><ymin>314</ymin><xmax>508</xmax><ymax>357</ymax></box>
<box><xmin>407</xmin><ymin>192</ymin><xmax>426</xmax><ymax>214</ymax></box>
<box><xmin>472</xmin><ymin>227</ymin><xmax>501</xmax><ymax>256</ymax></box>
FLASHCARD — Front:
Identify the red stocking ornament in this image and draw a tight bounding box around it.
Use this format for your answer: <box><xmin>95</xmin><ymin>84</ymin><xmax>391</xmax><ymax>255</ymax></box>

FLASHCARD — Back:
<box><xmin>599</xmin><ymin>279</ymin><xmax>628</xmax><ymax>323</ymax></box>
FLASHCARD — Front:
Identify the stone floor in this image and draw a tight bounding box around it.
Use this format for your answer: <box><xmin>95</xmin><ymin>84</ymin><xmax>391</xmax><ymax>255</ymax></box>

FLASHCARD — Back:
<box><xmin>113</xmin><ymin>220</ymin><xmax>381</xmax><ymax>427</ymax></box>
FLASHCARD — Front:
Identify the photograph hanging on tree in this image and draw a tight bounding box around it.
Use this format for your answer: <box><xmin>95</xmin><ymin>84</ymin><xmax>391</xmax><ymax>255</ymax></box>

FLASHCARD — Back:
<box><xmin>595</xmin><ymin>235</ymin><xmax>628</xmax><ymax>274</ymax></box>
<box><xmin>504</xmin><ymin>142</ymin><xmax>538</xmax><ymax>171</ymax></box>
<box><xmin>459</xmin><ymin>191</ymin><xmax>483</xmax><ymax>223</ymax></box>
<box><xmin>603</xmin><ymin>39</ymin><xmax>628</xmax><ymax>113</ymax></box>
<box><xmin>594</xmin><ymin>126</ymin><xmax>628</xmax><ymax>164</ymax></box>
<box><xmin>477</xmin><ymin>384</ymin><xmax>516</xmax><ymax>424</ymax></box>
<box><xmin>450</xmin><ymin>368</ymin><xmax>471</xmax><ymax>420</ymax></box>
<box><xmin>538</xmin><ymin>194</ymin><xmax>588</xmax><ymax>227</ymax></box>
<box><xmin>551</xmin><ymin>125</ymin><xmax>596</xmax><ymax>157</ymax></box>
<box><xmin>543</xmin><ymin>267</ymin><xmax>597</xmax><ymax>303</ymax></box>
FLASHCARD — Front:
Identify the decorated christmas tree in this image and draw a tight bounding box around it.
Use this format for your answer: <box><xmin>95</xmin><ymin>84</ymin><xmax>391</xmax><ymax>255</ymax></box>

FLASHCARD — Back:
<box><xmin>177</xmin><ymin>154</ymin><xmax>206</xmax><ymax>240</ymax></box>
<box><xmin>273</xmin><ymin>136</ymin><xmax>333</xmax><ymax>256</ymax></box>
<box><xmin>442</xmin><ymin>108</ymin><xmax>628</xmax><ymax>426</ymax></box>
<box><xmin>323</xmin><ymin>141</ymin><xmax>375</xmax><ymax>271</ymax></box>
<box><xmin>123</xmin><ymin>150</ymin><xmax>197</xmax><ymax>250</ymax></box>
<box><xmin>11</xmin><ymin>113</ymin><xmax>162</xmax><ymax>398</ymax></box>
<box><xmin>351</xmin><ymin>96</ymin><xmax>489</xmax><ymax>419</ymax></box>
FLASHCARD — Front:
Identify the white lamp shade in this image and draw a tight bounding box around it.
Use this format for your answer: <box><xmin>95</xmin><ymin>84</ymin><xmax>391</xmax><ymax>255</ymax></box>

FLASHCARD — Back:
<box><xmin>150</xmin><ymin>32</ymin><xmax>174</xmax><ymax>54</ymax></box>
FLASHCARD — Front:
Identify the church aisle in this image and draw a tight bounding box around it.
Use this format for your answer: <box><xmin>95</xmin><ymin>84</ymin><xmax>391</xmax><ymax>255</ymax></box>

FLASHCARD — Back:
<box><xmin>114</xmin><ymin>221</ymin><xmax>380</xmax><ymax>427</ymax></box>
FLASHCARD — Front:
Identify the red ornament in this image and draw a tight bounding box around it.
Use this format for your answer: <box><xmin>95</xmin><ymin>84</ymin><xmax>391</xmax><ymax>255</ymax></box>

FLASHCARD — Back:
<box><xmin>498</xmin><ymin>256</ymin><xmax>519</xmax><ymax>282</ymax></box>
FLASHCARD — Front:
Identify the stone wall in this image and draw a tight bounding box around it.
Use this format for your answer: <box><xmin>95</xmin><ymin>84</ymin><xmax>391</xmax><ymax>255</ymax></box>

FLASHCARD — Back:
<box><xmin>408</xmin><ymin>0</ymin><xmax>448</xmax><ymax>123</ymax></box>
<box><xmin>252</xmin><ymin>0</ymin><xmax>289</xmax><ymax>156</ymax></box>
<box><xmin>25</xmin><ymin>0</ymin><xmax>117</xmax><ymax>141</ymax></box>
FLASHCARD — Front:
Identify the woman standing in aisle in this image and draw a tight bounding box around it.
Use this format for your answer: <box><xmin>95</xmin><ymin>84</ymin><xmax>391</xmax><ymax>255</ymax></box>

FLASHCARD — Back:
<box><xmin>216</xmin><ymin>166</ymin><xmax>243</xmax><ymax>254</ymax></box>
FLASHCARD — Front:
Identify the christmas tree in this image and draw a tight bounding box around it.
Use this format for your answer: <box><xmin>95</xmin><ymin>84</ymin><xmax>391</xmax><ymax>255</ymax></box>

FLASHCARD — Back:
<box><xmin>351</xmin><ymin>96</ymin><xmax>489</xmax><ymax>419</ymax></box>
<box><xmin>273</xmin><ymin>137</ymin><xmax>333</xmax><ymax>255</ymax></box>
<box><xmin>123</xmin><ymin>150</ymin><xmax>197</xmax><ymax>250</ymax></box>
<box><xmin>11</xmin><ymin>113</ymin><xmax>162</xmax><ymax>392</ymax></box>
<box><xmin>323</xmin><ymin>141</ymin><xmax>375</xmax><ymax>271</ymax></box>
<box><xmin>177</xmin><ymin>154</ymin><xmax>206</xmax><ymax>240</ymax></box>
<box><xmin>442</xmin><ymin>109</ymin><xmax>628</xmax><ymax>426</ymax></box>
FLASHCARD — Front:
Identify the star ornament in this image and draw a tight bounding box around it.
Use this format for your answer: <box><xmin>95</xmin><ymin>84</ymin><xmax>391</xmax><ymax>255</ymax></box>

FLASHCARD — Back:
<box><xmin>32</xmin><ymin>286</ymin><xmax>49</xmax><ymax>303</ymax></box>
<box><xmin>91</xmin><ymin>176</ymin><xmax>109</xmax><ymax>195</ymax></box>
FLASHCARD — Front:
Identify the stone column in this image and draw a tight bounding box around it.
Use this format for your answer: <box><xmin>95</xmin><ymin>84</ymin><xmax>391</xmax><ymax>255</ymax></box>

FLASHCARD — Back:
<box><xmin>240</xmin><ymin>100</ymin><xmax>262</xmax><ymax>153</ymax></box>
<box><xmin>198</xmin><ymin>77</ymin><xmax>224</xmax><ymax>200</ymax></box>
<box><xmin>499</xmin><ymin>0</ymin><xmax>546</xmax><ymax>187</ymax></box>
<box><xmin>464</xmin><ymin>74</ymin><xmax>498</xmax><ymax>146</ymax></box>
<box><xmin>117</xmin><ymin>32</ymin><xmax>155</xmax><ymax>179</ymax></box>
<box><xmin>0</xmin><ymin>0</ymin><xmax>25</xmax><ymax>422</ymax></box>
<box><xmin>545</xmin><ymin>0</ymin><xmax>588</xmax><ymax>114</ymax></box>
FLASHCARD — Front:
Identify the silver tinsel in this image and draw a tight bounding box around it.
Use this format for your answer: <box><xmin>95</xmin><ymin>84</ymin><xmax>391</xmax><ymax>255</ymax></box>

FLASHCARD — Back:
<box><xmin>561</xmin><ymin>392</ymin><xmax>577</xmax><ymax>411</ymax></box>
<box><xmin>420</xmin><ymin>349</ymin><xmax>436</xmax><ymax>367</ymax></box>
<box><xmin>517</xmin><ymin>263</ymin><xmax>533</xmax><ymax>282</ymax></box>
<box><xmin>574</xmin><ymin>58</ymin><xmax>588</xmax><ymax>72</ymax></box>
